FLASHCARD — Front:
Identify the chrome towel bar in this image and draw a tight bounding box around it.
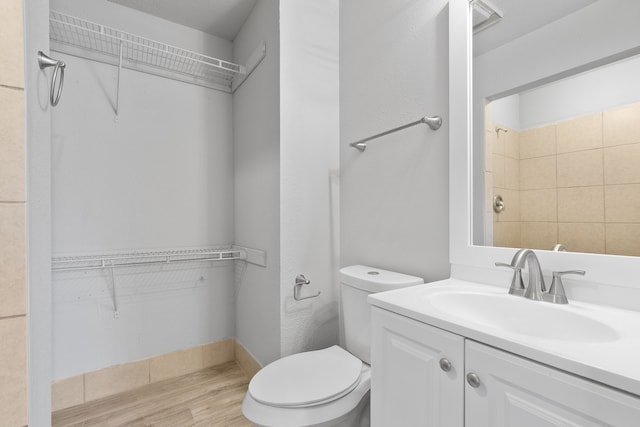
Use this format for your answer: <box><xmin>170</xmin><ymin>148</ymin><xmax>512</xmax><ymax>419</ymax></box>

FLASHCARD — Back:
<box><xmin>349</xmin><ymin>115</ymin><xmax>442</xmax><ymax>152</ymax></box>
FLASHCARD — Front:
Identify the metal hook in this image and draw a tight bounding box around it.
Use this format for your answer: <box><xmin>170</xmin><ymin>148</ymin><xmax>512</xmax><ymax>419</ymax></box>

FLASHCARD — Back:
<box><xmin>38</xmin><ymin>51</ymin><xmax>66</xmax><ymax>106</ymax></box>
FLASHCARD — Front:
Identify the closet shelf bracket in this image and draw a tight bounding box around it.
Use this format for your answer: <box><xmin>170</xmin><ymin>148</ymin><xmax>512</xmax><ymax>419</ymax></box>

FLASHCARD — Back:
<box><xmin>232</xmin><ymin>41</ymin><xmax>267</xmax><ymax>93</ymax></box>
<box><xmin>115</xmin><ymin>42</ymin><xmax>123</xmax><ymax>121</ymax></box>
<box><xmin>107</xmin><ymin>260</ymin><xmax>119</xmax><ymax>319</ymax></box>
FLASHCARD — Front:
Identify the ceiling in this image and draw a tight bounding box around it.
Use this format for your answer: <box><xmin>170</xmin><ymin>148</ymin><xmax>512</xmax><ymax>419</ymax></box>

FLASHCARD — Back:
<box><xmin>107</xmin><ymin>0</ymin><xmax>599</xmax><ymax>53</ymax></box>
<box><xmin>107</xmin><ymin>0</ymin><xmax>257</xmax><ymax>41</ymax></box>
<box><xmin>473</xmin><ymin>0</ymin><xmax>599</xmax><ymax>56</ymax></box>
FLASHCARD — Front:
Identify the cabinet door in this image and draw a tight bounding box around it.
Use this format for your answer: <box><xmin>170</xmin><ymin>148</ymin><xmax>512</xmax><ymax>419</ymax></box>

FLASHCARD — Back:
<box><xmin>371</xmin><ymin>307</ymin><xmax>464</xmax><ymax>427</ymax></box>
<box><xmin>465</xmin><ymin>340</ymin><xmax>640</xmax><ymax>427</ymax></box>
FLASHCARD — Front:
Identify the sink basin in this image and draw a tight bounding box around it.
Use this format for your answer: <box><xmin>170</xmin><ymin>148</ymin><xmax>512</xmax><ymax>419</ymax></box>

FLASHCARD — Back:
<box><xmin>424</xmin><ymin>290</ymin><xmax>619</xmax><ymax>343</ymax></box>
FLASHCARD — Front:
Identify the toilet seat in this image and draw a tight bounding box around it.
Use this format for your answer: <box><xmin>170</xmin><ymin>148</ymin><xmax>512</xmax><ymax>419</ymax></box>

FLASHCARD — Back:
<box><xmin>249</xmin><ymin>346</ymin><xmax>363</xmax><ymax>408</ymax></box>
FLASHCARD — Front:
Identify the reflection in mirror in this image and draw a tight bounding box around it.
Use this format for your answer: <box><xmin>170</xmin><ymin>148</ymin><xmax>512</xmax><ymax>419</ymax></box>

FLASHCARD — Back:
<box><xmin>473</xmin><ymin>0</ymin><xmax>640</xmax><ymax>256</ymax></box>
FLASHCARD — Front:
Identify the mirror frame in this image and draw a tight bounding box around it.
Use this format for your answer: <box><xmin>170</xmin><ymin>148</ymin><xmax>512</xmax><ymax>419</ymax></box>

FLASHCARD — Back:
<box><xmin>449</xmin><ymin>0</ymin><xmax>640</xmax><ymax>293</ymax></box>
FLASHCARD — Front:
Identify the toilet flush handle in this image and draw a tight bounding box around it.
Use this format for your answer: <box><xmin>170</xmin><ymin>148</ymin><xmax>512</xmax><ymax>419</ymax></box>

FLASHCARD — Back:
<box><xmin>293</xmin><ymin>274</ymin><xmax>321</xmax><ymax>301</ymax></box>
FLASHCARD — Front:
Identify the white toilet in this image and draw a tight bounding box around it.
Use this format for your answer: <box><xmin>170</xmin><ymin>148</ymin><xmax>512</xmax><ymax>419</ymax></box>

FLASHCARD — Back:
<box><xmin>242</xmin><ymin>265</ymin><xmax>424</xmax><ymax>427</ymax></box>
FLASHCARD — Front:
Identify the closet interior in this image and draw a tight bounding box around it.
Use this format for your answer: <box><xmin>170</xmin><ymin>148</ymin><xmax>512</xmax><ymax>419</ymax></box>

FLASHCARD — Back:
<box><xmin>49</xmin><ymin>0</ymin><xmax>272</xmax><ymax>385</ymax></box>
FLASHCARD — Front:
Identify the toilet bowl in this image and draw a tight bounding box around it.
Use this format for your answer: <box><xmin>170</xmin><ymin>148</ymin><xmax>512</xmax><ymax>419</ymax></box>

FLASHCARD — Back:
<box><xmin>242</xmin><ymin>346</ymin><xmax>371</xmax><ymax>427</ymax></box>
<box><xmin>242</xmin><ymin>265</ymin><xmax>424</xmax><ymax>427</ymax></box>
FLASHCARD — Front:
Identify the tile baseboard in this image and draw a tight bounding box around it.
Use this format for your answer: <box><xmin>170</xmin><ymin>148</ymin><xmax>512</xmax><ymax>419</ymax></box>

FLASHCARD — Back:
<box><xmin>52</xmin><ymin>338</ymin><xmax>258</xmax><ymax>412</ymax></box>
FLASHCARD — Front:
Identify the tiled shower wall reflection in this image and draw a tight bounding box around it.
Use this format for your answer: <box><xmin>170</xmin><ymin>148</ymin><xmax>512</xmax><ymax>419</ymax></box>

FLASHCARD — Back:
<box><xmin>487</xmin><ymin>102</ymin><xmax>640</xmax><ymax>256</ymax></box>
<box><xmin>0</xmin><ymin>0</ymin><xmax>28</xmax><ymax>425</ymax></box>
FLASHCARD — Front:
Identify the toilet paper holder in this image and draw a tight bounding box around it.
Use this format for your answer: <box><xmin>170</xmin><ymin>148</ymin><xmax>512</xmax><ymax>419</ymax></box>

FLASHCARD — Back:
<box><xmin>294</xmin><ymin>274</ymin><xmax>321</xmax><ymax>301</ymax></box>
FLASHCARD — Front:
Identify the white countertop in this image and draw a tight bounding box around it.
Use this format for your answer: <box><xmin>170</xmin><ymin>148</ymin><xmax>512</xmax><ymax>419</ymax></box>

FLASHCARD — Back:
<box><xmin>368</xmin><ymin>278</ymin><xmax>640</xmax><ymax>397</ymax></box>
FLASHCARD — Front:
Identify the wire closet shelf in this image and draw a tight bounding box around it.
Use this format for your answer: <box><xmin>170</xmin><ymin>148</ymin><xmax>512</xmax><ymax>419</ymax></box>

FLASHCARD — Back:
<box><xmin>49</xmin><ymin>11</ymin><xmax>246</xmax><ymax>92</ymax></box>
<box><xmin>52</xmin><ymin>247</ymin><xmax>246</xmax><ymax>272</ymax></box>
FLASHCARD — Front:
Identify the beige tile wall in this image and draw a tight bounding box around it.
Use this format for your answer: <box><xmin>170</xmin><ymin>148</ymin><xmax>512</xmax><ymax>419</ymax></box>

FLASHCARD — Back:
<box><xmin>0</xmin><ymin>0</ymin><xmax>28</xmax><ymax>426</ymax></box>
<box><xmin>489</xmin><ymin>117</ymin><xmax>522</xmax><ymax>247</ymax></box>
<box><xmin>51</xmin><ymin>338</ymin><xmax>239</xmax><ymax>412</ymax></box>
<box><xmin>490</xmin><ymin>101</ymin><xmax>640</xmax><ymax>256</ymax></box>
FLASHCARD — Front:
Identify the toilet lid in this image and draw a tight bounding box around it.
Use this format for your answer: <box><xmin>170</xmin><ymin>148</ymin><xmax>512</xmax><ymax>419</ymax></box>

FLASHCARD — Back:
<box><xmin>248</xmin><ymin>346</ymin><xmax>363</xmax><ymax>408</ymax></box>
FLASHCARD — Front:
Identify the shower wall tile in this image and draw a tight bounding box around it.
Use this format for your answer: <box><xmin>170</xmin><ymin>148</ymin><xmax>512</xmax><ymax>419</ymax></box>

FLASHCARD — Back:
<box><xmin>604</xmin><ymin>143</ymin><xmax>640</xmax><ymax>185</ymax></box>
<box><xmin>492</xmin><ymin>154</ymin><xmax>505</xmax><ymax>188</ymax></box>
<box><xmin>603</xmin><ymin>102</ymin><xmax>640</xmax><ymax>147</ymax></box>
<box><xmin>495</xmin><ymin>188</ymin><xmax>520</xmax><ymax>223</ymax></box>
<box><xmin>504</xmin><ymin>157</ymin><xmax>520</xmax><ymax>190</ymax></box>
<box><xmin>0</xmin><ymin>0</ymin><xmax>24</xmax><ymax>88</ymax></box>
<box><xmin>84</xmin><ymin>359</ymin><xmax>150</xmax><ymax>402</ymax></box>
<box><xmin>521</xmin><ymin>222</ymin><xmax>558</xmax><ymax>251</ymax></box>
<box><xmin>0</xmin><ymin>203</ymin><xmax>25</xmax><ymax>317</ymax></box>
<box><xmin>520</xmin><ymin>125</ymin><xmax>556</xmax><ymax>159</ymax></box>
<box><xmin>606</xmin><ymin>223</ymin><xmax>640</xmax><ymax>257</ymax></box>
<box><xmin>558</xmin><ymin>223</ymin><xmax>605</xmax><ymax>254</ymax></box>
<box><xmin>556</xmin><ymin>149</ymin><xmax>603</xmax><ymax>188</ymax></box>
<box><xmin>520</xmin><ymin>156</ymin><xmax>556</xmax><ymax>190</ymax></box>
<box><xmin>490</xmin><ymin>101</ymin><xmax>640</xmax><ymax>256</ymax></box>
<box><xmin>605</xmin><ymin>184</ymin><xmax>640</xmax><ymax>223</ymax></box>
<box><xmin>491</xmin><ymin>126</ymin><xmax>504</xmax><ymax>155</ymax></box>
<box><xmin>493</xmin><ymin>221</ymin><xmax>521</xmax><ymax>248</ymax></box>
<box><xmin>0</xmin><ymin>87</ymin><xmax>25</xmax><ymax>202</ymax></box>
<box><xmin>520</xmin><ymin>189</ymin><xmax>557</xmax><ymax>222</ymax></box>
<box><xmin>485</xmin><ymin>173</ymin><xmax>494</xmax><ymax>220</ymax></box>
<box><xmin>558</xmin><ymin>186</ymin><xmax>604</xmax><ymax>223</ymax></box>
<box><xmin>556</xmin><ymin>113</ymin><xmax>602</xmax><ymax>153</ymax></box>
<box><xmin>0</xmin><ymin>316</ymin><xmax>27</xmax><ymax>427</ymax></box>
<box><xmin>0</xmin><ymin>0</ymin><xmax>26</xmax><ymax>423</ymax></box>
<box><xmin>484</xmin><ymin>130</ymin><xmax>493</xmax><ymax>172</ymax></box>
<box><xmin>504</xmin><ymin>126</ymin><xmax>520</xmax><ymax>159</ymax></box>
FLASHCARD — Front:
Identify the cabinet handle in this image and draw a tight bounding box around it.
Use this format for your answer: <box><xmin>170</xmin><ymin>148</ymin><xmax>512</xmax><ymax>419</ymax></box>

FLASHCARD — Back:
<box><xmin>466</xmin><ymin>372</ymin><xmax>481</xmax><ymax>388</ymax></box>
<box><xmin>439</xmin><ymin>358</ymin><xmax>452</xmax><ymax>372</ymax></box>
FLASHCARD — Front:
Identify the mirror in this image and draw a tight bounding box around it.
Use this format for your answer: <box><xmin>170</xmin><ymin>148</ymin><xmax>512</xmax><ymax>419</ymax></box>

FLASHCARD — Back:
<box><xmin>472</xmin><ymin>0</ymin><xmax>640</xmax><ymax>256</ymax></box>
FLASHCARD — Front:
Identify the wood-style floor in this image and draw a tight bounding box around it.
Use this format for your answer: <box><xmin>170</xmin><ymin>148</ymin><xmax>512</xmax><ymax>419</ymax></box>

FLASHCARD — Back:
<box><xmin>52</xmin><ymin>361</ymin><xmax>255</xmax><ymax>427</ymax></box>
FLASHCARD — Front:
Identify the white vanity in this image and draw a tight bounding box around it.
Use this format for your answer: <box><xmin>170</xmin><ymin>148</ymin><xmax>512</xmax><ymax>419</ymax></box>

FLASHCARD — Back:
<box><xmin>366</xmin><ymin>0</ymin><xmax>640</xmax><ymax>425</ymax></box>
<box><xmin>369</xmin><ymin>279</ymin><xmax>640</xmax><ymax>426</ymax></box>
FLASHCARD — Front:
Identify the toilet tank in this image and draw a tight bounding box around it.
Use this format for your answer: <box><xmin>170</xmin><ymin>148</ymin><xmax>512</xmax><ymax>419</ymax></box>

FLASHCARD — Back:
<box><xmin>340</xmin><ymin>265</ymin><xmax>424</xmax><ymax>364</ymax></box>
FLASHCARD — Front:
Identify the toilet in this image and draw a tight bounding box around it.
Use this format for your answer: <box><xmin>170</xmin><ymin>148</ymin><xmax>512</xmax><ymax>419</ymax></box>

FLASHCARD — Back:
<box><xmin>242</xmin><ymin>265</ymin><xmax>424</xmax><ymax>427</ymax></box>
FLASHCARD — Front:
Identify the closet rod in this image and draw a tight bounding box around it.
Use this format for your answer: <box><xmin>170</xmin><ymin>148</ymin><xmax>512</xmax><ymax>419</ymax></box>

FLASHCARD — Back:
<box><xmin>349</xmin><ymin>115</ymin><xmax>442</xmax><ymax>152</ymax></box>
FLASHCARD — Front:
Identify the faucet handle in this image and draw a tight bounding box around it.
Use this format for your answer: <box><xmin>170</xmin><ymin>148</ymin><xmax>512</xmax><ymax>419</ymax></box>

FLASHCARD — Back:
<box><xmin>495</xmin><ymin>262</ymin><xmax>526</xmax><ymax>296</ymax></box>
<box><xmin>544</xmin><ymin>270</ymin><xmax>585</xmax><ymax>304</ymax></box>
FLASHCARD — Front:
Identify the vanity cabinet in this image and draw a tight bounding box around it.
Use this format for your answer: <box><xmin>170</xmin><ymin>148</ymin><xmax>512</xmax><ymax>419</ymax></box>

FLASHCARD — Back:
<box><xmin>371</xmin><ymin>307</ymin><xmax>464</xmax><ymax>427</ymax></box>
<box><xmin>465</xmin><ymin>340</ymin><xmax>640</xmax><ymax>427</ymax></box>
<box><xmin>371</xmin><ymin>307</ymin><xmax>640</xmax><ymax>427</ymax></box>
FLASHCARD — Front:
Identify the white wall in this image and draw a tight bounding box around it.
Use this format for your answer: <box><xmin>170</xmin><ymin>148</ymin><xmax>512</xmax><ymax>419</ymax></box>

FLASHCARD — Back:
<box><xmin>25</xmin><ymin>0</ymin><xmax>53</xmax><ymax>421</ymax></box>
<box><xmin>491</xmin><ymin>95</ymin><xmax>521</xmax><ymax>130</ymax></box>
<box><xmin>50</xmin><ymin>0</ymin><xmax>236</xmax><ymax>378</ymax></box>
<box><xmin>519</xmin><ymin>55</ymin><xmax>640</xmax><ymax>130</ymax></box>
<box><xmin>279</xmin><ymin>0</ymin><xmax>340</xmax><ymax>357</ymax></box>
<box><xmin>51</xmin><ymin>55</ymin><xmax>233</xmax><ymax>252</ymax></box>
<box><xmin>340</xmin><ymin>0</ymin><xmax>451</xmax><ymax>283</ymax></box>
<box><xmin>233</xmin><ymin>0</ymin><xmax>281</xmax><ymax>367</ymax></box>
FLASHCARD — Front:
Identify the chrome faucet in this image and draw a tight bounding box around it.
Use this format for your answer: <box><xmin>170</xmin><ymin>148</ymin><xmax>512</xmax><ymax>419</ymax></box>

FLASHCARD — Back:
<box><xmin>495</xmin><ymin>249</ymin><xmax>526</xmax><ymax>296</ymax></box>
<box><xmin>515</xmin><ymin>249</ymin><xmax>546</xmax><ymax>301</ymax></box>
<box><xmin>496</xmin><ymin>249</ymin><xmax>586</xmax><ymax>304</ymax></box>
